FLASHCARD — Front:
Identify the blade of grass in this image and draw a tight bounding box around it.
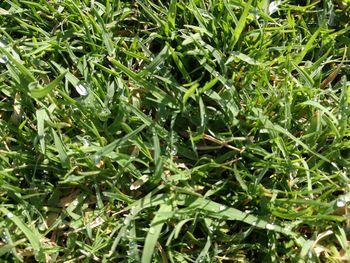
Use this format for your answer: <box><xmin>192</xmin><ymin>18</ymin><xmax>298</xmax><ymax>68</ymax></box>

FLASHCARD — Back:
<box><xmin>180</xmin><ymin>194</ymin><xmax>296</xmax><ymax>236</ymax></box>
<box><xmin>94</xmin><ymin>123</ymin><xmax>147</xmax><ymax>157</ymax></box>
<box><xmin>165</xmin><ymin>0</ymin><xmax>177</xmax><ymax>36</ymax></box>
<box><xmin>182</xmin><ymin>82</ymin><xmax>199</xmax><ymax>105</ymax></box>
<box><xmin>232</xmin><ymin>0</ymin><xmax>252</xmax><ymax>48</ymax></box>
<box><xmin>294</xmin><ymin>28</ymin><xmax>321</xmax><ymax>65</ymax></box>
<box><xmin>30</xmin><ymin>71</ymin><xmax>67</xmax><ymax>99</ymax></box>
<box><xmin>107</xmin><ymin>57</ymin><xmax>176</xmax><ymax>106</ymax></box>
<box><xmin>141</xmin><ymin>203</ymin><xmax>172</xmax><ymax>263</ymax></box>
<box><xmin>52</xmin><ymin>128</ymin><xmax>69</xmax><ymax>168</ymax></box>
<box><xmin>36</xmin><ymin>109</ymin><xmax>48</xmax><ymax>154</ymax></box>
<box><xmin>0</xmin><ymin>207</ymin><xmax>41</xmax><ymax>253</ymax></box>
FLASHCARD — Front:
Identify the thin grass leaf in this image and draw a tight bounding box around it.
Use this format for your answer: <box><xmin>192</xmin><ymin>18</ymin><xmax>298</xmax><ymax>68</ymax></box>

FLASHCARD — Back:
<box><xmin>140</xmin><ymin>45</ymin><xmax>169</xmax><ymax>76</ymax></box>
<box><xmin>195</xmin><ymin>235</ymin><xmax>211</xmax><ymax>263</ymax></box>
<box><xmin>262</xmin><ymin>116</ymin><xmax>331</xmax><ymax>163</ymax></box>
<box><xmin>294</xmin><ymin>28</ymin><xmax>320</xmax><ymax>65</ymax></box>
<box><xmin>107</xmin><ymin>57</ymin><xmax>176</xmax><ymax>106</ymax></box>
<box><xmin>189</xmin><ymin>0</ymin><xmax>209</xmax><ymax>29</ymax></box>
<box><xmin>52</xmin><ymin>128</ymin><xmax>69</xmax><ymax>168</ymax></box>
<box><xmin>335</xmin><ymin>226</ymin><xmax>350</xmax><ymax>260</ymax></box>
<box><xmin>95</xmin><ymin>123</ymin><xmax>147</xmax><ymax>157</ymax></box>
<box><xmin>291</xmin><ymin>62</ymin><xmax>314</xmax><ymax>87</ymax></box>
<box><xmin>0</xmin><ymin>233</ymin><xmax>24</xmax><ymax>259</ymax></box>
<box><xmin>183</xmin><ymin>82</ymin><xmax>199</xmax><ymax>105</ymax></box>
<box><xmin>0</xmin><ymin>47</ymin><xmax>35</xmax><ymax>82</ymax></box>
<box><xmin>300</xmin><ymin>100</ymin><xmax>339</xmax><ymax>127</ymax></box>
<box><xmin>141</xmin><ymin>203</ymin><xmax>172</xmax><ymax>263</ymax></box>
<box><xmin>0</xmin><ymin>207</ymin><xmax>41</xmax><ymax>253</ymax></box>
<box><xmin>230</xmin><ymin>51</ymin><xmax>264</xmax><ymax>66</ymax></box>
<box><xmin>180</xmin><ymin>194</ymin><xmax>296</xmax><ymax>236</ymax></box>
<box><xmin>52</xmin><ymin>61</ymin><xmax>81</xmax><ymax>86</ymax></box>
<box><xmin>36</xmin><ymin>109</ymin><xmax>48</xmax><ymax>154</ymax></box>
<box><xmin>168</xmin><ymin>44</ymin><xmax>191</xmax><ymax>82</ymax></box>
<box><xmin>165</xmin><ymin>0</ymin><xmax>177</xmax><ymax>36</ymax></box>
<box><xmin>152</xmin><ymin>127</ymin><xmax>162</xmax><ymax>178</ymax></box>
<box><xmin>232</xmin><ymin>0</ymin><xmax>252</xmax><ymax>48</ymax></box>
<box><xmin>30</xmin><ymin>71</ymin><xmax>67</xmax><ymax>98</ymax></box>
<box><xmin>199</xmin><ymin>77</ymin><xmax>218</xmax><ymax>94</ymax></box>
<box><xmin>223</xmin><ymin>0</ymin><xmax>239</xmax><ymax>25</ymax></box>
<box><xmin>166</xmin><ymin>218</ymin><xmax>193</xmax><ymax>245</ymax></box>
<box><xmin>136</xmin><ymin>0</ymin><xmax>164</xmax><ymax>27</ymax></box>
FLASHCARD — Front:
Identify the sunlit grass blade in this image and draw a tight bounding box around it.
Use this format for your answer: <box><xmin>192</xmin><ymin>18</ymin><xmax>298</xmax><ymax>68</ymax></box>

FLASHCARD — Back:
<box><xmin>181</xmin><ymin>194</ymin><xmax>295</xmax><ymax>236</ymax></box>
<box><xmin>294</xmin><ymin>28</ymin><xmax>320</xmax><ymax>65</ymax></box>
<box><xmin>232</xmin><ymin>0</ymin><xmax>252</xmax><ymax>48</ymax></box>
<box><xmin>0</xmin><ymin>208</ymin><xmax>41</xmax><ymax>254</ymax></box>
<box><xmin>36</xmin><ymin>109</ymin><xmax>48</xmax><ymax>154</ymax></box>
<box><xmin>52</xmin><ymin>128</ymin><xmax>69</xmax><ymax>168</ymax></box>
<box><xmin>141</xmin><ymin>203</ymin><xmax>172</xmax><ymax>263</ymax></box>
<box><xmin>94</xmin><ymin>123</ymin><xmax>147</xmax><ymax>157</ymax></box>
<box><xmin>30</xmin><ymin>71</ymin><xmax>67</xmax><ymax>98</ymax></box>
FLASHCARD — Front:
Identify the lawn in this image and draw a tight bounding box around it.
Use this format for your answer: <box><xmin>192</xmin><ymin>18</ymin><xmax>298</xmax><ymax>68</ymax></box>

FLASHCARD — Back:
<box><xmin>0</xmin><ymin>0</ymin><xmax>350</xmax><ymax>262</ymax></box>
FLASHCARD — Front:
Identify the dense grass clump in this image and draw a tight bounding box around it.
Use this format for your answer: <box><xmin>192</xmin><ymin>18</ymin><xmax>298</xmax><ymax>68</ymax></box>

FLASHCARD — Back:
<box><xmin>0</xmin><ymin>0</ymin><xmax>350</xmax><ymax>262</ymax></box>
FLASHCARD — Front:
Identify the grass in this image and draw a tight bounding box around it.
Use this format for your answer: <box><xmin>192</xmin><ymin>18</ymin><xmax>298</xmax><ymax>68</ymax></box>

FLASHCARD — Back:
<box><xmin>0</xmin><ymin>0</ymin><xmax>350</xmax><ymax>262</ymax></box>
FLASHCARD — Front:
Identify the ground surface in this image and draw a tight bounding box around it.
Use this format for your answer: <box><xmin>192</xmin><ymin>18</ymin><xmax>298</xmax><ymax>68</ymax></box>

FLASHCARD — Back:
<box><xmin>0</xmin><ymin>0</ymin><xmax>350</xmax><ymax>262</ymax></box>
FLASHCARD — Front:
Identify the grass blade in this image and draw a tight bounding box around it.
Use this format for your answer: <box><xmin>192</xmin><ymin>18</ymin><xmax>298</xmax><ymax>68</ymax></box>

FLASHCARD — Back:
<box><xmin>0</xmin><ymin>208</ymin><xmax>41</xmax><ymax>253</ymax></box>
<box><xmin>141</xmin><ymin>203</ymin><xmax>172</xmax><ymax>263</ymax></box>
<box><xmin>95</xmin><ymin>123</ymin><xmax>147</xmax><ymax>157</ymax></box>
<box><xmin>294</xmin><ymin>28</ymin><xmax>320</xmax><ymax>65</ymax></box>
<box><xmin>181</xmin><ymin>194</ymin><xmax>295</xmax><ymax>236</ymax></box>
<box><xmin>232</xmin><ymin>0</ymin><xmax>252</xmax><ymax>48</ymax></box>
<box><xmin>52</xmin><ymin>128</ymin><xmax>69</xmax><ymax>168</ymax></box>
<box><xmin>31</xmin><ymin>71</ymin><xmax>67</xmax><ymax>98</ymax></box>
<box><xmin>182</xmin><ymin>82</ymin><xmax>199</xmax><ymax>105</ymax></box>
<box><xmin>36</xmin><ymin>109</ymin><xmax>48</xmax><ymax>154</ymax></box>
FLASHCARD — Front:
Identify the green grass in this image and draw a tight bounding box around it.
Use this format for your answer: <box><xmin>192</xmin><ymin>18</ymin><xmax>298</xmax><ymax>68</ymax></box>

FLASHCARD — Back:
<box><xmin>0</xmin><ymin>0</ymin><xmax>350</xmax><ymax>262</ymax></box>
